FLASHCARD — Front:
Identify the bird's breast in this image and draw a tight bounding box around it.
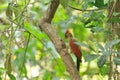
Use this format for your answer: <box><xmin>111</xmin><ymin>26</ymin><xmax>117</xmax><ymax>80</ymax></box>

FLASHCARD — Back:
<box><xmin>69</xmin><ymin>38</ymin><xmax>82</xmax><ymax>59</ymax></box>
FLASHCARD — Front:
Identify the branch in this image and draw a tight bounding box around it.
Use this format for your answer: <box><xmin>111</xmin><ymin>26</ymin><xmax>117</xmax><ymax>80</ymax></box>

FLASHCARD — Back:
<box><xmin>38</xmin><ymin>0</ymin><xmax>81</xmax><ymax>80</ymax></box>
<box><xmin>68</xmin><ymin>5</ymin><xmax>106</xmax><ymax>12</ymax></box>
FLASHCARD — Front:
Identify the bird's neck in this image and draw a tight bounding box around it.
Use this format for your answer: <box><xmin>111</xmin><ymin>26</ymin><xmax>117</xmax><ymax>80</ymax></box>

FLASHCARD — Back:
<box><xmin>68</xmin><ymin>37</ymin><xmax>73</xmax><ymax>43</ymax></box>
<box><xmin>68</xmin><ymin>36</ymin><xmax>73</xmax><ymax>39</ymax></box>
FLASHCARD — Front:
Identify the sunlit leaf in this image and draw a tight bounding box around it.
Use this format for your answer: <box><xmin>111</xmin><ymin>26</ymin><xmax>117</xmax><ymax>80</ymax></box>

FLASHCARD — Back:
<box><xmin>82</xmin><ymin>2</ymin><xmax>88</xmax><ymax>10</ymax></box>
<box><xmin>84</xmin><ymin>53</ymin><xmax>99</xmax><ymax>62</ymax></box>
<box><xmin>0</xmin><ymin>67</ymin><xmax>5</xmax><ymax>76</ymax></box>
<box><xmin>113</xmin><ymin>57</ymin><xmax>120</xmax><ymax>65</ymax></box>
<box><xmin>42</xmin><ymin>71</ymin><xmax>52</xmax><ymax>80</ymax></box>
<box><xmin>60</xmin><ymin>0</ymin><xmax>68</xmax><ymax>8</ymax></box>
<box><xmin>13</xmin><ymin>3</ymin><xmax>22</xmax><ymax>22</ymax></box>
<box><xmin>75</xmin><ymin>42</ymin><xmax>95</xmax><ymax>52</ymax></box>
<box><xmin>8</xmin><ymin>73</ymin><xmax>16</xmax><ymax>80</ymax></box>
<box><xmin>0</xmin><ymin>67</ymin><xmax>5</xmax><ymax>72</ymax></box>
<box><xmin>91</xmin><ymin>27</ymin><xmax>104</xmax><ymax>33</ymax></box>
<box><xmin>97</xmin><ymin>55</ymin><xmax>107</xmax><ymax>68</ymax></box>
<box><xmin>94</xmin><ymin>0</ymin><xmax>107</xmax><ymax>8</ymax></box>
<box><xmin>24</xmin><ymin>22</ymin><xmax>48</xmax><ymax>40</ymax></box>
<box><xmin>22</xmin><ymin>65</ymin><xmax>27</xmax><ymax>77</ymax></box>
<box><xmin>100</xmin><ymin>50</ymin><xmax>112</xmax><ymax>56</ymax></box>
<box><xmin>82</xmin><ymin>11</ymin><xmax>93</xmax><ymax>18</ymax></box>
<box><xmin>0</xmin><ymin>2</ymin><xmax>6</xmax><ymax>8</ymax></box>
<box><xmin>54</xmin><ymin>58</ymin><xmax>66</xmax><ymax>76</ymax></box>
<box><xmin>99</xmin><ymin>64</ymin><xmax>108</xmax><ymax>76</ymax></box>
<box><xmin>75</xmin><ymin>42</ymin><xmax>90</xmax><ymax>48</ymax></box>
<box><xmin>108</xmin><ymin>17</ymin><xmax>120</xmax><ymax>23</ymax></box>
<box><xmin>104</xmin><ymin>0</ymin><xmax>109</xmax><ymax>4</ymax></box>
<box><xmin>105</xmin><ymin>39</ymin><xmax>120</xmax><ymax>49</ymax></box>
<box><xmin>97</xmin><ymin>43</ymin><xmax>104</xmax><ymax>51</ymax></box>
<box><xmin>113</xmin><ymin>12</ymin><xmax>120</xmax><ymax>16</ymax></box>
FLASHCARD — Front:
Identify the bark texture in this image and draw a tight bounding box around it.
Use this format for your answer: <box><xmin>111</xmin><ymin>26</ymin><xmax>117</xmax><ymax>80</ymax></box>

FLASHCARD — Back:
<box><xmin>108</xmin><ymin>0</ymin><xmax>120</xmax><ymax>80</ymax></box>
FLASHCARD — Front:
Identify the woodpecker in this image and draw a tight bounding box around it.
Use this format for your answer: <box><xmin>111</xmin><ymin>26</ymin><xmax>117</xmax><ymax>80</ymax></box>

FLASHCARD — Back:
<box><xmin>65</xmin><ymin>28</ymin><xmax>82</xmax><ymax>71</ymax></box>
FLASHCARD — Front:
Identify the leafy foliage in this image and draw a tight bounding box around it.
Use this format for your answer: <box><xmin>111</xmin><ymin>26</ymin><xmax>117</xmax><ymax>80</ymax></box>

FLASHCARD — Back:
<box><xmin>93</xmin><ymin>0</ymin><xmax>107</xmax><ymax>8</ymax></box>
<box><xmin>97</xmin><ymin>55</ymin><xmax>107</xmax><ymax>68</ymax></box>
<box><xmin>113</xmin><ymin>57</ymin><xmax>120</xmax><ymax>65</ymax></box>
<box><xmin>108</xmin><ymin>17</ymin><xmax>120</xmax><ymax>23</ymax></box>
<box><xmin>0</xmin><ymin>0</ymin><xmax>120</xmax><ymax>80</ymax></box>
<box><xmin>97</xmin><ymin>39</ymin><xmax>120</xmax><ymax>68</ymax></box>
<box><xmin>60</xmin><ymin>0</ymin><xmax>69</xmax><ymax>8</ymax></box>
<box><xmin>99</xmin><ymin>64</ymin><xmax>108</xmax><ymax>76</ymax></box>
<box><xmin>84</xmin><ymin>53</ymin><xmax>99</xmax><ymax>62</ymax></box>
<box><xmin>8</xmin><ymin>73</ymin><xmax>16</xmax><ymax>80</ymax></box>
<box><xmin>105</xmin><ymin>39</ymin><xmax>120</xmax><ymax>50</ymax></box>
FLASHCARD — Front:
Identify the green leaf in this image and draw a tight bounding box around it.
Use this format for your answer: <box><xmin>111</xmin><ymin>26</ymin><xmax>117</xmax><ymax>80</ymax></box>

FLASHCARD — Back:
<box><xmin>13</xmin><ymin>4</ymin><xmax>22</xmax><ymax>22</ymax></box>
<box><xmin>60</xmin><ymin>0</ymin><xmax>68</xmax><ymax>8</ymax></box>
<box><xmin>94</xmin><ymin>0</ymin><xmax>107</xmax><ymax>8</ymax></box>
<box><xmin>82</xmin><ymin>11</ymin><xmax>93</xmax><ymax>18</ymax></box>
<box><xmin>113</xmin><ymin>57</ymin><xmax>120</xmax><ymax>65</ymax></box>
<box><xmin>22</xmin><ymin>65</ymin><xmax>27</xmax><ymax>77</ymax></box>
<box><xmin>104</xmin><ymin>0</ymin><xmax>109</xmax><ymax>4</ymax></box>
<box><xmin>8</xmin><ymin>73</ymin><xmax>16</xmax><ymax>80</ymax></box>
<box><xmin>84</xmin><ymin>53</ymin><xmax>99</xmax><ymax>62</ymax></box>
<box><xmin>105</xmin><ymin>39</ymin><xmax>120</xmax><ymax>49</ymax></box>
<box><xmin>100</xmin><ymin>50</ymin><xmax>111</xmax><ymax>56</ymax></box>
<box><xmin>82</xmin><ymin>2</ymin><xmax>88</xmax><ymax>10</ymax></box>
<box><xmin>91</xmin><ymin>27</ymin><xmax>104</xmax><ymax>33</ymax></box>
<box><xmin>6</xmin><ymin>2</ymin><xmax>14</xmax><ymax>19</ymax></box>
<box><xmin>54</xmin><ymin>58</ymin><xmax>66</xmax><ymax>76</ymax></box>
<box><xmin>113</xmin><ymin>12</ymin><xmax>120</xmax><ymax>16</ymax></box>
<box><xmin>75</xmin><ymin>42</ymin><xmax>95</xmax><ymax>52</ymax></box>
<box><xmin>0</xmin><ymin>3</ymin><xmax>7</xmax><ymax>10</ymax></box>
<box><xmin>99</xmin><ymin>64</ymin><xmax>108</xmax><ymax>76</ymax></box>
<box><xmin>97</xmin><ymin>55</ymin><xmax>107</xmax><ymax>68</ymax></box>
<box><xmin>42</xmin><ymin>71</ymin><xmax>52</xmax><ymax>80</ymax></box>
<box><xmin>0</xmin><ymin>77</ymin><xmax>2</xmax><ymax>80</ymax></box>
<box><xmin>0</xmin><ymin>67</ymin><xmax>5</xmax><ymax>72</ymax></box>
<box><xmin>24</xmin><ymin>22</ymin><xmax>47</xmax><ymax>40</ymax></box>
<box><xmin>75</xmin><ymin>42</ymin><xmax>90</xmax><ymax>48</ymax></box>
<box><xmin>108</xmin><ymin>17</ymin><xmax>120</xmax><ymax>23</ymax></box>
<box><xmin>97</xmin><ymin>43</ymin><xmax>104</xmax><ymax>51</ymax></box>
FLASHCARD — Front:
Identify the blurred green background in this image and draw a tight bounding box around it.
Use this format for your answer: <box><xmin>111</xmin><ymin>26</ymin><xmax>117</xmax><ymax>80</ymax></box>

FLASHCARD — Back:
<box><xmin>0</xmin><ymin>0</ymin><xmax>120</xmax><ymax>80</ymax></box>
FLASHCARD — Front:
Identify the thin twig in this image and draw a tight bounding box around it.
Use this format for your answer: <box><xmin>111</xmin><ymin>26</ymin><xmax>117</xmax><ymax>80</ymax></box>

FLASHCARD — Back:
<box><xmin>68</xmin><ymin>5</ymin><xmax>106</xmax><ymax>12</ymax></box>
<box><xmin>19</xmin><ymin>32</ymin><xmax>31</xmax><ymax>79</ymax></box>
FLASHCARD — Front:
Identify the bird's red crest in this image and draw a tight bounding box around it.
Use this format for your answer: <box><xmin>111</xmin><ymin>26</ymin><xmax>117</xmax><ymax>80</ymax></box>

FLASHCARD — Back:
<box><xmin>65</xmin><ymin>28</ymin><xmax>73</xmax><ymax>38</ymax></box>
<box><xmin>65</xmin><ymin>28</ymin><xmax>72</xmax><ymax>35</ymax></box>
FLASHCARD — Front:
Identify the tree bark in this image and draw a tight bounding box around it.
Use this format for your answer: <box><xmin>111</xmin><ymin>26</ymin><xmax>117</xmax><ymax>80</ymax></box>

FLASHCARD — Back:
<box><xmin>107</xmin><ymin>0</ymin><xmax>120</xmax><ymax>80</ymax></box>
<box><xmin>38</xmin><ymin>0</ymin><xmax>81</xmax><ymax>80</ymax></box>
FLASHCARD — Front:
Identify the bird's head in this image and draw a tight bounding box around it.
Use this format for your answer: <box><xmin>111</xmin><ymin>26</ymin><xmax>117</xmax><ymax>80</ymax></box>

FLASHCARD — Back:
<box><xmin>65</xmin><ymin>28</ymin><xmax>73</xmax><ymax>38</ymax></box>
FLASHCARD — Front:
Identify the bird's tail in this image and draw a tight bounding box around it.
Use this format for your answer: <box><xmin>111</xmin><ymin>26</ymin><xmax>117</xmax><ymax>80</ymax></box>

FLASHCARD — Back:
<box><xmin>77</xmin><ymin>58</ymin><xmax>81</xmax><ymax>72</ymax></box>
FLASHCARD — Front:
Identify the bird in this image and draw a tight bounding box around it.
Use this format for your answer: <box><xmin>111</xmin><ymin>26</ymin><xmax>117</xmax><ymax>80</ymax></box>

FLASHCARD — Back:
<box><xmin>65</xmin><ymin>28</ymin><xmax>82</xmax><ymax>71</ymax></box>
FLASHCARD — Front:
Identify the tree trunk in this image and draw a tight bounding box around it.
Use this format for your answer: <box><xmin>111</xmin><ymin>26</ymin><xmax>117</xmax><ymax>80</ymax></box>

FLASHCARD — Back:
<box><xmin>38</xmin><ymin>0</ymin><xmax>82</xmax><ymax>80</ymax></box>
<box><xmin>107</xmin><ymin>0</ymin><xmax>120</xmax><ymax>80</ymax></box>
